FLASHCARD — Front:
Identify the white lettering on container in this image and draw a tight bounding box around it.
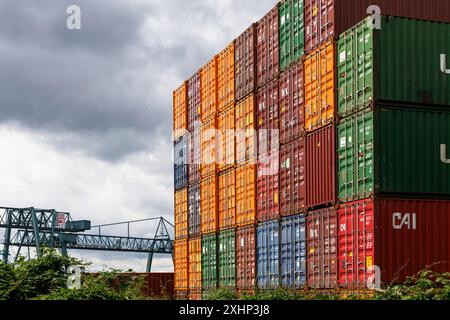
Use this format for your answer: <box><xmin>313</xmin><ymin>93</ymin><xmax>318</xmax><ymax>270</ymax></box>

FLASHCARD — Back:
<box><xmin>393</xmin><ymin>212</ymin><xmax>417</xmax><ymax>230</ymax></box>
<box><xmin>441</xmin><ymin>144</ymin><xmax>450</xmax><ymax>164</ymax></box>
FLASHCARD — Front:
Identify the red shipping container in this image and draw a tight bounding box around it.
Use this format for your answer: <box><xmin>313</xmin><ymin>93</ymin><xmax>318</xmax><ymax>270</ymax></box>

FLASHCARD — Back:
<box><xmin>257</xmin><ymin>154</ymin><xmax>279</xmax><ymax>222</ymax></box>
<box><xmin>306</xmin><ymin>124</ymin><xmax>335</xmax><ymax>209</ymax></box>
<box><xmin>256</xmin><ymin>6</ymin><xmax>279</xmax><ymax>88</ymax></box>
<box><xmin>304</xmin><ymin>0</ymin><xmax>450</xmax><ymax>53</ymax></box>
<box><xmin>338</xmin><ymin>198</ymin><xmax>450</xmax><ymax>289</ymax></box>
<box><xmin>236</xmin><ymin>226</ymin><xmax>256</xmax><ymax>291</ymax></box>
<box><xmin>307</xmin><ymin>207</ymin><xmax>338</xmax><ymax>289</ymax></box>
<box><xmin>279</xmin><ymin>62</ymin><xmax>304</xmax><ymax>145</ymax></box>
<box><xmin>280</xmin><ymin>138</ymin><xmax>306</xmax><ymax>216</ymax></box>
<box><xmin>235</xmin><ymin>24</ymin><xmax>257</xmax><ymax>102</ymax></box>
<box><xmin>257</xmin><ymin>80</ymin><xmax>279</xmax><ymax>156</ymax></box>
<box><xmin>187</xmin><ymin>72</ymin><xmax>201</xmax><ymax>132</ymax></box>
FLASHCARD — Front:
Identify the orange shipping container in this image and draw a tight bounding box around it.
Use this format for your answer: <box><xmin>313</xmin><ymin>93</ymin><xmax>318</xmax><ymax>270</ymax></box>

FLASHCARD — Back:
<box><xmin>201</xmin><ymin>56</ymin><xmax>218</xmax><ymax>122</ymax></box>
<box><xmin>188</xmin><ymin>237</ymin><xmax>202</xmax><ymax>291</ymax></box>
<box><xmin>201</xmin><ymin>119</ymin><xmax>217</xmax><ymax>178</ymax></box>
<box><xmin>201</xmin><ymin>175</ymin><xmax>218</xmax><ymax>234</ymax></box>
<box><xmin>173</xmin><ymin>82</ymin><xmax>188</xmax><ymax>140</ymax></box>
<box><xmin>218</xmin><ymin>168</ymin><xmax>236</xmax><ymax>230</ymax></box>
<box><xmin>218</xmin><ymin>43</ymin><xmax>235</xmax><ymax>112</ymax></box>
<box><xmin>217</xmin><ymin>106</ymin><xmax>235</xmax><ymax>172</ymax></box>
<box><xmin>236</xmin><ymin>95</ymin><xmax>256</xmax><ymax>164</ymax></box>
<box><xmin>304</xmin><ymin>41</ymin><xmax>335</xmax><ymax>132</ymax></box>
<box><xmin>174</xmin><ymin>239</ymin><xmax>188</xmax><ymax>291</ymax></box>
<box><xmin>175</xmin><ymin>188</ymin><xmax>188</xmax><ymax>239</ymax></box>
<box><xmin>236</xmin><ymin>164</ymin><xmax>256</xmax><ymax>227</ymax></box>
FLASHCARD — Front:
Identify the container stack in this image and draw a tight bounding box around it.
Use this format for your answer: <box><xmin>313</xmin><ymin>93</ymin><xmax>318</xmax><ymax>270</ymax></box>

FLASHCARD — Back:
<box><xmin>173</xmin><ymin>0</ymin><xmax>450</xmax><ymax>299</ymax></box>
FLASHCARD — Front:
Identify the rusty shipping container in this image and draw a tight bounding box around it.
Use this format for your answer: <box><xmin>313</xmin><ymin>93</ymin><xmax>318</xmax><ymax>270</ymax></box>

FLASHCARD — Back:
<box><xmin>306</xmin><ymin>124</ymin><xmax>336</xmax><ymax>209</ymax></box>
<box><xmin>217</xmin><ymin>106</ymin><xmax>235</xmax><ymax>172</ymax></box>
<box><xmin>173</xmin><ymin>82</ymin><xmax>188</xmax><ymax>140</ymax></box>
<box><xmin>304</xmin><ymin>0</ymin><xmax>450</xmax><ymax>53</ymax></box>
<box><xmin>174</xmin><ymin>239</ymin><xmax>189</xmax><ymax>291</ymax></box>
<box><xmin>236</xmin><ymin>226</ymin><xmax>256</xmax><ymax>291</ymax></box>
<box><xmin>236</xmin><ymin>164</ymin><xmax>256</xmax><ymax>227</ymax></box>
<box><xmin>256</xmin><ymin>5</ymin><xmax>279</xmax><ymax>88</ymax></box>
<box><xmin>201</xmin><ymin>56</ymin><xmax>218</xmax><ymax>122</ymax></box>
<box><xmin>200</xmin><ymin>175</ymin><xmax>218</xmax><ymax>235</ymax></box>
<box><xmin>236</xmin><ymin>94</ymin><xmax>256</xmax><ymax>164</ymax></box>
<box><xmin>235</xmin><ymin>24</ymin><xmax>257</xmax><ymax>102</ymax></box>
<box><xmin>189</xmin><ymin>237</ymin><xmax>202</xmax><ymax>291</ymax></box>
<box><xmin>218</xmin><ymin>43</ymin><xmax>235</xmax><ymax>112</ymax></box>
<box><xmin>338</xmin><ymin>198</ymin><xmax>450</xmax><ymax>289</ymax></box>
<box><xmin>174</xmin><ymin>188</ymin><xmax>188</xmax><ymax>239</ymax></box>
<box><xmin>187</xmin><ymin>72</ymin><xmax>201</xmax><ymax>132</ymax></box>
<box><xmin>307</xmin><ymin>207</ymin><xmax>338</xmax><ymax>289</ymax></box>
<box><xmin>140</xmin><ymin>273</ymin><xmax>174</xmax><ymax>298</ymax></box>
<box><xmin>188</xmin><ymin>184</ymin><xmax>201</xmax><ymax>237</ymax></box>
<box><xmin>218</xmin><ymin>168</ymin><xmax>236</xmax><ymax>230</ymax></box>
<box><xmin>304</xmin><ymin>41</ymin><xmax>335</xmax><ymax>133</ymax></box>
<box><xmin>201</xmin><ymin>119</ymin><xmax>218</xmax><ymax>178</ymax></box>
<box><xmin>279</xmin><ymin>62</ymin><xmax>304</xmax><ymax>145</ymax></box>
<box><xmin>280</xmin><ymin>138</ymin><xmax>306</xmax><ymax>216</ymax></box>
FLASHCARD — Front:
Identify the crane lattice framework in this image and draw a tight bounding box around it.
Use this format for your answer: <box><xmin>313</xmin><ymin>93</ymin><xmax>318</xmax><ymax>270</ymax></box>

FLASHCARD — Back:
<box><xmin>0</xmin><ymin>207</ymin><xmax>174</xmax><ymax>272</ymax></box>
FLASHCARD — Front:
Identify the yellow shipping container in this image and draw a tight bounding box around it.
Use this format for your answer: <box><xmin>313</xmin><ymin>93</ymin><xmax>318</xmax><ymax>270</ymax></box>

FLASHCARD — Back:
<box><xmin>201</xmin><ymin>56</ymin><xmax>218</xmax><ymax>122</ymax></box>
<box><xmin>304</xmin><ymin>41</ymin><xmax>335</xmax><ymax>132</ymax></box>
<box><xmin>174</xmin><ymin>239</ymin><xmax>189</xmax><ymax>291</ymax></box>
<box><xmin>173</xmin><ymin>82</ymin><xmax>188</xmax><ymax>140</ymax></box>
<box><xmin>236</xmin><ymin>94</ymin><xmax>256</xmax><ymax>164</ymax></box>
<box><xmin>218</xmin><ymin>168</ymin><xmax>236</xmax><ymax>230</ymax></box>
<box><xmin>218</xmin><ymin>42</ymin><xmax>235</xmax><ymax>112</ymax></box>
<box><xmin>188</xmin><ymin>237</ymin><xmax>202</xmax><ymax>291</ymax></box>
<box><xmin>236</xmin><ymin>164</ymin><xmax>256</xmax><ymax>227</ymax></box>
<box><xmin>201</xmin><ymin>175</ymin><xmax>218</xmax><ymax>234</ymax></box>
<box><xmin>174</xmin><ymin>188</ymin><xmax>188</xmax><ymax>239</ymax></box>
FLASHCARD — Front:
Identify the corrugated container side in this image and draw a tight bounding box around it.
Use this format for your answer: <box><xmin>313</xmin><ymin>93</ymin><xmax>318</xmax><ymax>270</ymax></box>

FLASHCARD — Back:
<box><xmin>218</xmin><ymin>43</ymin><xmax>235</xmax><ymax>112</ymax></box>
<box><xmin>279</xmin><ymin>0</ymin><xmax>304</xmax><ymax>71</ymax></box>
<box><xmin>279</xmin><ymin>62</ymin><xmax>304</xmax><ymax>145</ymax></box>
<box><xmin>173</xmin><ymin>82</ymin><xmax>188</xmax><ymax>140</ymax></box>
<box><xmin>304</xmin><ymin>41</ymin><xmax>335</xmax><ymax>132</ymax></box>
<box><xmin>280</xmin><ymin>138</ymin><xmax>306</xmax><ymax>216</ymax></box>
<box><xmin>307</xmin><ymin>207</ymin><xmax>338</xmax><ymax>289</ymax></box>
<box><xmin>338</xmin><ymin>198</ymin><xmax>450</xmax><ymax>288</ymax></box>
<box><xmin>187</xmin><ymin>72</ymin><xmax>201</xmax><ymax>132</ymax></box>
<box><xmin>281</xmin><ymin>214</ymin><xmax>307</xmax><ymax>289</ymax></box>
<box><xmin>200</xmin><ymin>175</ymin><xmax>218</xmax><ymax>235</ymax></box>
<box><xmin>217</xmin><ymin>106</ymin><xmax>235</xmax><ymax>172</ymax></box>
<box><xmin>236</xmin><ymin>164</ymin><xmax>256</xmax><ymax>227</ymax></box>
<box><xmin>257</xmin><ymin>220</ymin><xmax>280</xmax><ymax>290</ymax></box>
<box><xmin>235</xmin><ymin>24</ymin><xmax>257</xmax><ymax>102</ymax></box>
<box><xmin>375</xmin><ymin>106</ymin><xmax>450</xmax><ymax>196</ymax></box>
<box><xmin>189</xmin><ymin>237</ymin><xmax>202</xmax><ymax>291</ymax></box>
<box><xmin>202</xmin><ymin>234</ymin><xmax>218</xmax><ymax>290</ymax></box>
<box><xmin>174</xmin><ymin>239</ymin><xmax>189</xmax><ymax>291</ymax></box>
<box><xmin>139</xmin><ymin>273</ymin><xmax>175</xmax><ymax>298</ymax></box>
<box><xmin>257</xmin><ymin>6</ymin><xmax>279</xmax><ymax>88</ymax></box>
<box><xmin>257</xmin><ymin>154</ymin><xmax>279</xmax><ymax>222</ymax></box>
<box><xmin>218</xmin><ymin>229</ymin><xmax>236</xmax><ymax>288</ymax></box>
<box><xmin>218</xmin><ymin>168</ymin><xmax>236</xmax><ymax>230</ymax></box>
<box><xmin>201</xmin><ymin>119</ymin><xmax>218</xmax><ymax>178</ymax></box>
<box><xmin>201</xmin><ymin>56</ymin><xmax>218</xmax><ymax>122</ymax></box>
<box><xmin>236</xmin><ymin>94</ymin><xmax>256</xmax><ymax>164</ymax></box>
<box><xmin>174</xmin><ymin>135</ymin><xmax>188</xmax><ymax>191</ymax></box>
<box><xmin>337</xmin><ymin>109</ymin><xmax>374</xmax><ymax>202</ymax></box>
<box><xmin>236</xmin><ymin>226</ymin><xmax>256</xmax><ymax>291</ymax></box>
<box><xmin>188</xmin><ymin>183</ymin><xmax>201</xmax><ymax>237</ymax></box>
<box><xmin>305</xmin><ymin>0</ymin><xmax>450</xmax><ymax>54</ymax></box>
<box><xmin>188</xmin><ymin>127</ymin><xmax>201</xmax><ymax>185</ymax></box>
<box><xmin>306</xmin><ymin>124</ymin><xmax>336</xmax><ymax>209</ymax></box>
<box><xmin>257</xmin><ymin>80</ymin><xmax>279</xmax><ymax>155</ymax></box>
<box><xmin>175</xmin><ymin>188</ymin><xmax>188</xmax><ymax>239</ymax></box>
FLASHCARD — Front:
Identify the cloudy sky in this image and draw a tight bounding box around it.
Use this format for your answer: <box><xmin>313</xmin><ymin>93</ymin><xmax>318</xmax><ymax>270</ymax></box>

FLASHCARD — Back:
<box><xmin>0</xmin><ymin>0</ymin><xmax>277</xmax><ymax>271</ymax></box>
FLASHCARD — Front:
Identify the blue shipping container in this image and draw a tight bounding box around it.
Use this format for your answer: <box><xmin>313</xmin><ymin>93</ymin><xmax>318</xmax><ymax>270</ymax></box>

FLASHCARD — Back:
<box><xmin>257</xmin><ymin>220</ymin><xmax>279</xmax><ymax>289</ymax></box>
<box><xmin>174</xmin><ymin>135</ymin><xmax>188</xmax><ymax>191</ymax></box>
<box><xmin>281</xmin><ymin>214</ymin><xmax>306</xmax><ymax>289</ymax></box>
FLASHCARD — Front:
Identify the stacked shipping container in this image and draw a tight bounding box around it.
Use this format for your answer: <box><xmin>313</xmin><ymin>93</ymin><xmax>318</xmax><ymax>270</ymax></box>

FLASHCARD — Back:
<box><xmin>173</xmin><ymin>0</ymin><xmax>450</xmax><ymax>298</ymax></box>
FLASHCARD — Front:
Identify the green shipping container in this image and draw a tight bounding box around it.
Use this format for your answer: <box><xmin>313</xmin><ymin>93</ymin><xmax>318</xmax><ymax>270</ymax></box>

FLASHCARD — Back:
<box><xmin>337</xmin><ymin>106</ymin><xmax>450</xmax><ymax>202</ymax></box>
<box><xmin>337</xmin><ymin>16</ymin><xmax>450</xmax><ymax>117</ymax></box>
<box><xmin>218</xmin><ymin>229</ymin><xmax>236</xmax><ymax>288</ymax></box>
<box><xmin>202</xmin><ymin>234</ymin><xmax>217</xmax><ymax>290</ymax></box>
<box><xmin>279</xmin><ymin>0</ymin><xmax>304</xmax><ymax>72</ymax></box>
